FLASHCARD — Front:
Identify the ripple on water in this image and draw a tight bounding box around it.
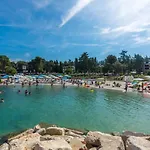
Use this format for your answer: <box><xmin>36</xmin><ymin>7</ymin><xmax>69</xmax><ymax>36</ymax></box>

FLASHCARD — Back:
<box><xmin>0</xmin><ymin>85</ymin><xmax>150</xmax><ymax>135</ymax></box>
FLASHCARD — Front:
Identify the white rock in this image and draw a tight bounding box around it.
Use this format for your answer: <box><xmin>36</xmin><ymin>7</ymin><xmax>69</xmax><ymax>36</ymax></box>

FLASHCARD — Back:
<box><xmin>33</xmin><ymin>139</ymin><xmax>72</xmax><ymax>150</ymax></box>
<box><xmin>8</xmin><ymin>129</ymin><xmax>34</xmax><ymax>142</ymax></box>
<box><xmin>36</xmin><ymin>128</ymin><xmax>46</xmax><ymax>135</ymax></box>
<box><xmin>70</xmin><ymin>138</ymin><xmax>86</xmax><ymax>150</ymax></box>
<box><xmin>34</xmin><ymin>124</ymin><xmax>41</xmax><ymax>132</ymax></box>
<box><xmin>0</xmin><ymin>143</ymin><xmax>9</xmax><ymax>150</ymax></box>
<box><xmin>9</xmin><ymin>133</ymin><xmax>41</xmax><ymax>150</ymax></box>
<box><xmin>126</xmin><ymin>136</ymin><xmax>150</xmax><ymax>150</ymax></box>
<box><xmin>85</xmin><ymin>131</ymin><xmax>125</xmax><ymax>150</ymax></box>
<box><xmin>46</xmin><ymin>127</ymin><xmax>64</xmax><ymax>136</ymax></box>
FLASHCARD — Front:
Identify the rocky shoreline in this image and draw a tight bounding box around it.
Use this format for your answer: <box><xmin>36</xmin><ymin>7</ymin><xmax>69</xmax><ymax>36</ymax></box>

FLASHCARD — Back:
<box><xmin>0</xmin><ymin>123</ymin><xmax>150</xmax><ymax>150</ymax></box>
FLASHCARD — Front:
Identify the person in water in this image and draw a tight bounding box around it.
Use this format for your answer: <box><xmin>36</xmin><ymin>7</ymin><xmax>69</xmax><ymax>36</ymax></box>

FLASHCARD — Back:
<box><xmin>0</xmin><ymin>98</ymin><xmax>4</xmax><ymax>103</ymax></box>
<box><xmin>28</xmin><ymin>91</ymin><xmax>31</xmax><ymax>95</ymax></box>
<box><xmin>25</xmin><ymin>90</ymin><xmax>28</xmax><ymax>95</ymax></box>
<box><xmin>17</xmin><ymin>90</ymin><xmax>21</xmax><ymax>93</ymax></box>
<box><xmin>63</xmin><ymin>82</ymin><xmax>65</xmax><ymax>88</ymax></box>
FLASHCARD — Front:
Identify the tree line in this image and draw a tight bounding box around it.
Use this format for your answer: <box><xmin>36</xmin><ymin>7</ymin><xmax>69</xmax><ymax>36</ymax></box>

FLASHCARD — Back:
<box><xmin>0</xmin><ymin>50</ymin><xmax>149</xmax><ymax>75</ymax></box>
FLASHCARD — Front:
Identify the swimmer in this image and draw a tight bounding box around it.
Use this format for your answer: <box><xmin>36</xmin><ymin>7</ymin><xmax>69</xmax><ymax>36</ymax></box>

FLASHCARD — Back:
<box><xmin>0</xmin><ymin>98</ymin><xmax>4</xmax><ymax>103</ymax></box>
<box><xmin>17</xmin><ymin>90</ymin><xmax>21</xmax><ymax>93</ymax></box>
<box><xmin>25</xmin><ymin>90</ymin><xmax>28</xmax><ymax>95</ymax></box>
<box><xmin>28</xmin><ymin>91</ymin><xmax>31</xmax><ymax>95</ymax></box>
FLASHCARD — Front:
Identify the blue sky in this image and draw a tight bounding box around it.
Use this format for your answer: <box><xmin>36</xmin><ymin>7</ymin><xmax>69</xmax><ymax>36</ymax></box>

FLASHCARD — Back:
<box><xmin>0</xmin><ymin>0</ymin><xmax>150</xmax><ymax>61</ymax></box>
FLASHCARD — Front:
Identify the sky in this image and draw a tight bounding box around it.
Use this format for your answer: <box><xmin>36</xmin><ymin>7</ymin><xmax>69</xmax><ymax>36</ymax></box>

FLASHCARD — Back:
<box><xmin>0</xmin><ymin>0</ymin><xmax>150</xmax><ymax>61</ymax></box>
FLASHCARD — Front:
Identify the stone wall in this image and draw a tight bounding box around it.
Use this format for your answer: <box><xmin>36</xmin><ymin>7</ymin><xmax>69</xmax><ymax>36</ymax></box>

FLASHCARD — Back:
<box><xmin>0</xmin><ymin>124</ymin><xmax>150</xmax><ymax>150</ymax></box>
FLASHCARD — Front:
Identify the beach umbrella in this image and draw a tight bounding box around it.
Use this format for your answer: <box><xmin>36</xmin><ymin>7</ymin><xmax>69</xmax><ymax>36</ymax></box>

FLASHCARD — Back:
<box><xmin>64</xmin><ymin>75</ymin><xmax>71</xmax><ymax>78</ymax></box>
<box><xmin>133</xmin><ymin>78</ymin><xmax>144</xmax><ymax>81</ymax></box>
<box><xmin>2</xmin><ymin>75</ymin><xmax>9</xmax><ymax>79</ymax></box>
<box><xmin>49</xmin><ymin>74</ymin><xmax>58</xmax><ymax>79</ymax></box>
<box><xmin>37</xmin><ymin>76</ymin><xmax>44</xmax><ymax>79</ymax></box>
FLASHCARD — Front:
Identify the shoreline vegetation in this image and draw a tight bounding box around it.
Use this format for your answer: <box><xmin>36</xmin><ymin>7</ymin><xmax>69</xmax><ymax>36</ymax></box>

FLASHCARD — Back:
<box><xmin>0</xmin><ymin>123</ymin><xmax>150</xmax><ymax>150</ymax></box>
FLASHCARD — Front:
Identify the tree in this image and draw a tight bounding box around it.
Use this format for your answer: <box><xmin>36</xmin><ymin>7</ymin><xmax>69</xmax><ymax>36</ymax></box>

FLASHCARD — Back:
<box><xmin>78</xmin><ymin>52</ymin><xmax>89</xmax><ymax>73</ymax></box>
<box><xmin>113</xmin><ymin>61</ymin><xmax>123</xmax><ymax>74</ymax></box>
<box><xmin>103</xmin><ymin>55</ymin><xmax>117</xmax><ymax>73</ymax></box>
<box><xmin>105</xmin><ymin>55</ymin><xmax>117</xmax><ymax>64</ymax></box>
<box><xmin>5</xmin><ymin>66</ymin><xmax>17</xmax><ymax>75</ymax></box>
<box><xmin>133</xmin><ymin>54</ymin><xmax>144</xmax><ymax>74</ymax></box>
<box><xmin>0</xmin><ymin>55</ymin><xmax>10</xmax><ymax>73</ymax></box>
<box><xmin>30</xmin><ymin>57</ymin><xmax>45</xmax><ymax>73</ymax></box>
<box><xmin>75</xmin><ymin>58</ymin><xmax>78</xmax><ymax>72</ymax></box>
<box><xmin>59</xmin><ymin>61</ymin><xmax>63</xmax><ymax>73</ymax></box>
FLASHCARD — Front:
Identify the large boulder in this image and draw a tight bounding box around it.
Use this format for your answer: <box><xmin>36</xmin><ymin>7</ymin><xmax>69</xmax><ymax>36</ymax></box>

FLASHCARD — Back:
<box><xmin>33</xmin><ymin>139</ymin><xmax>72</xmax><ymax>150</ymax></box>
<box><xmin>121</xmin><ymin>131</ymin><xmax>147</xmax><ymax>145</ymax></box>
<box><xmin>85</xmin><ymin>131</ymin><xmax>125</xmax><ymax>150</ymax></box>
<box><xmin>0</xmin><ymin>143</ymin><xmax>9</xmax><ymax>150</ymax></box>
<box><xmin>9</xmin><ymin>133</ymin><xmax>41</xmax><ymax>150</ymax></box>
<box><xmin>126</xmin><ymin>136</ymin><xmax>150</xmax><ymax>150</ymax></box>
<box><xmin>46</xmin><ymin>127</ymin><xmax>64</xmax><ymax>136</ymax></box>
<box><xmin>8</xmin><ymin>129</ymin><xmax>34</xmax><ymax>142</ymax></box>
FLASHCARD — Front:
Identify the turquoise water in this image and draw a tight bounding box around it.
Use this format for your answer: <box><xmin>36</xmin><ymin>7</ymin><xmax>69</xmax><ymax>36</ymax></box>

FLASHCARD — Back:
<box><xmin>0</xmin><ymin>85</ymin><xmax>150</xmax><ymax>136</ymax></box>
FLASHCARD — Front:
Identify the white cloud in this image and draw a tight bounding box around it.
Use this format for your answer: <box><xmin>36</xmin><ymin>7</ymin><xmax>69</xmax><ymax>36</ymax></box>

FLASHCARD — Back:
<box><xmin>32</xmin><ymin>0</ymin><xmax>53</xmax><ymax>9</ymax></box>
<box><xmin>134</xmin><ymin>36</ymin><xmax>150</xmax><ymax>44</ymax></box>
<box><xmin>101</xmin><ymin>21</ymin><xmax>150</xmax><ymax>36</ymax></box>
<box><xmin>24</xmin><ymin>53</ymin><xmax>31</xmax><ymax>58</ymax></box>
<box><xmin>59</xmin><ymin>0</ymin><xmax>94</xmax><ymax>27</ymax></box>
<box><xmin>97</xmin><ymin>0</ymin><xmax>150</xmax><ymax>41</ymax></box>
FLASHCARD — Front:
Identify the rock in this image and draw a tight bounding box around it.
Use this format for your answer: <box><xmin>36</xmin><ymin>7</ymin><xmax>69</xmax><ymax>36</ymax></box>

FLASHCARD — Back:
<box><xmin>46</xmin><ymin>127</ymin><xmax>64</xmax><ymax>136</ymax></box>
<box><xmin>0</xmin><ymin>143</ymin><xmax>9</xmax><ymax>150</ymax></box>
<box><xmin>70</xmin><ymin>138</ymin><xmax>86</xmax><ymax>150</ymax></box>
<box><xmin>8</xmin><ymin>129</ymin><xmax>34</xmax><ymax>142</ymax></box>
<box><xmin>63</xmin><ymin>136</ymin><xmax>74</xmax><ymax>143</ymax></box>
<box><xmin>64</xmin><ymin>128</ymin><xmax>84</xmax><ymax>136</ymax></box>
<box><xmin>126</xmin><ymin>136</ymin><xmax>150</xmax><ymax>150</ymax></box>
<box><xmin>85</xmin><ymin>131</ymin><xmax>125</xmax><ymax>150</ymax></box>
<box><xmin>121</xmin><ymin>131</ymin><xmax>147</xmax><ymax>146</ymax></box>
<box><xmin>34</xmin><ymin>124</ymin><xmax>41</xmax><ymax>132</ymax></box>
<box><xmin>36</xmin><ymin>128</ymin><xmax>46</xmax><ymax>135</ymax></box>
<box><xmin>66</xmin><ymin>130</ymin><xmax>84</xmax><ymax>138</ymax></box>
<box><xmin>9</xmin><ymin>133</ymin><xmax>41</xmax><ymax>150</ymax></box>
<box><xmin>89</xmin><ymin>148</ymin><xmax>99</xmax><ymax>150</ymax></box>
<box><xmin>33</xmin><ymin>139</ymin><xmax>72</xmax><ymax>150</ymax></box>
<box><xmin>85</xmin><ymin>132</ymin><xmax>101</xmax><ymax>149</ymax></box>
<box><xmin>40</xmin><ymin>135</ymin><xmax>62</xmax><ymax>141</ymax></box>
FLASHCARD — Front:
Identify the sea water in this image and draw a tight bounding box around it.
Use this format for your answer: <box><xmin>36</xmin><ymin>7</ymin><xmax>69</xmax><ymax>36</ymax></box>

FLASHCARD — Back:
<box><xmin>0</xmin><ymin>85</ymin><xmax>150</xmax><ymax>136</ymax></box>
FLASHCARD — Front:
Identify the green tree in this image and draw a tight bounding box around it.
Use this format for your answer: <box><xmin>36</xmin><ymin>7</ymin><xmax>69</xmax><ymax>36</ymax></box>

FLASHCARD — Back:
<box><xmin>78</xmin><ymin>52</ymin><xmax>89</xmax><ymax>73</ymax></box>
<box><xmin>5</xmin><ymin>66</ymin><xmax>17</xmax><ymax>75</ymax></box>
<box><xmin>103</xmin><ymin>55</ymin><xmax>117</xmax><ymax>73</ymax></box>
<box><xmin>105</xmin><ymin>55</ymin><xmax>117</xmax><ymax>64</ymax></box>
<box><xmin>133</xmin><ymin>54</ymin><xmax>144</xmax><ymax>74</ymax></box>
<box><xmin>30</xmin><ymin>57</ymin><xmax>45</xmax><ymax>73</ymax></box>
<box><xmin>113</xmin><ymin>61</ymin><xmax>123</xmax><ymax>74</ymax></box>
<box><xmin>0</xmin><ymin>55</ymin><xmax>10</xmax><ymax>73</ymax></box>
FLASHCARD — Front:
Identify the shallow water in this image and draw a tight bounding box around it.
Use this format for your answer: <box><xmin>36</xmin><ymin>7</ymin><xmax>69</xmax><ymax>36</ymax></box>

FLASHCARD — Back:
<box><xmin>0</xmin><ymin>85</ymin><xmax>150</xmax><ymax>136</ymax></box>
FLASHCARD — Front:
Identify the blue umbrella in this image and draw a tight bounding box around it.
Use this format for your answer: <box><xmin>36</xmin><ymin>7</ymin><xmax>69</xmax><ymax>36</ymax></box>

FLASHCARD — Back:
<box><xmin>2</xmin><ymin>75</ymin><xmax>9</xmax><ymax>79</ymax></box>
